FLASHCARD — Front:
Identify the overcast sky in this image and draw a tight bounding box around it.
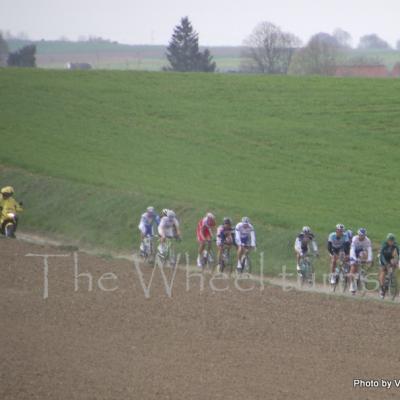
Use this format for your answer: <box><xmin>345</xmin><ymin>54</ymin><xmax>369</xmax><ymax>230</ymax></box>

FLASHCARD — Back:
<box><xmin>1</xmin><ymin>0</ymin><xmax>399</xmax><ymax>46</ymax></box>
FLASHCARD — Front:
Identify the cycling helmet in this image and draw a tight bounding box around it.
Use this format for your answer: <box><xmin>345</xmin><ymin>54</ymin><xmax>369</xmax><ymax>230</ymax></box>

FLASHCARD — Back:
<box><xmin>161</xmin><ymin>209</ymin><xmax>169</xmax><ymax>217</ymax></box>
<box><xmin>387</xmin><ymin>233</ymin><xmax>396</xmax><ymax>242</ymax></box>
<box><xmin>336</xmin><ymin>223</ymin><xmax>345</xmax><ymax>232</ymax></box>
<box><xmin>242</xmin><ymin>216</ymin><xmax>250</xmax><ymax>225</ymax></box>
<box><xmin>358</xmin><ymin>228</ymin><xmax>367</xmax><ymax>237</ymax></box>
<box><xmin>206</xmin><ymin>212</ymin><xmax>216</xmax><ymax>222</ymax></box>
<box><xmin>302</xmin><ymin>226</ymin><xmax>311</xmax><ymax>234</ymax></box>
<box><xmin>223</xmin><ymin>217</ymin><xmax>232</xmax><ymax>225</ymax></box>
<box><xmin>167</xmin><ymin>210</ymin><xmax>176</xmax><ymax>219</ymax></box>
<box><xmin>146</xmin><ymin>206</ymin><xmax>155</xmax><ymax>214</ymax></box>
<box><xmin>1</xmin><ymin>186</ymin><xmax>14</xmax><ymax>195</ymax></box>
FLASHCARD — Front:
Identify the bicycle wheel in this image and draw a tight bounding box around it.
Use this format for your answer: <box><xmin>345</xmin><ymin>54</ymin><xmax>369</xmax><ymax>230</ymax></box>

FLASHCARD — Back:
<box><xmin>219</xmin><ymin>248</ymin><xmax>228</xmax><ymax>273</ymax></box>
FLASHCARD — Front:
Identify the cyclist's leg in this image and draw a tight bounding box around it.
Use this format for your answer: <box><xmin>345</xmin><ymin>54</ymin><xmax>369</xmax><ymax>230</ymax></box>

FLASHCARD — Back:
<box><xmin>331</xmin><ymin>252</ymin><xmax>339</xmax><ymax>274</ymax></box>
<box><xmin>217</xmin><ymin>244</ymin><xmax>223</xmax><ymax>268</ymax></box>
<box><xmin>330</xmin><ymin>251</ymin><xmax>339</xmax><ymax>283</ymax></box>
<box><xmin>139</xmin><ymin>227</ymin><xmax>146</xmax><ymax>252</ymax></box>
<box><xmin>296</xmin><ymin>251</ymin><xmax>302</xmax><ymax>271</ymax></box>
<box><xmin>237</xmin><ymin>245</ymin><xmax>245</xmax><ymax>270</ymax></box>
<box><xmin>349</xmin><ymin>260</ymin><xmax>358</xmax><ymax>293</ymax></box>
<box><xmin>197</xmin><ymin>240</ymin><xmax>206</xmax><ymax>266</ymax></box>
<box><xmin>378</xmin><ymin>263</ymin><xmax>388</xmax><ymax>298</ymax></box>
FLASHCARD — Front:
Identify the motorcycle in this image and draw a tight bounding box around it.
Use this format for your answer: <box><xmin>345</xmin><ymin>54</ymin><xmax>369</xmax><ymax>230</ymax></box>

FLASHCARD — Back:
<box><xmin>0</xmin><ymin>203</ymin><xmax>22</xmax><ymax>238</ymax></box>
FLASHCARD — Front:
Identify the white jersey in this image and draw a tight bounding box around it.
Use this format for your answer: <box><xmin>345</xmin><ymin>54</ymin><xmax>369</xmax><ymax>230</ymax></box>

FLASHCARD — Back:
<box><xmin>350</xmin><ymin>235</ymin><xmax>372</xmax><ymax>262</ymax></box>
<box><xmin>235</xmin><ymin>222</ymin><xmax>256</xmax><ymax>247</ymax></box>
<box><xmin>158</xmin><ymin>216</ymin><xmax>179</xmax><ymax>238</ymax></box>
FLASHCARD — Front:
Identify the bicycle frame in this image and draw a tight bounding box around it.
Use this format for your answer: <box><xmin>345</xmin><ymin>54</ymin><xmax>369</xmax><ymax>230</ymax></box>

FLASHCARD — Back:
<box><xmin>219</xmin><ymin>244</ymin><xmax>233</xmax><ymax>273</ymax></box>
<box><xmin>238</xmin><ymin>246</ymin><xmax>252</xmax><ymax>274</ymax></box>
<box><xmin>384</xmin><ymin>264</ymin><xmax>398</xmax><ymax>301</ymax></box>
<box><xmin>299</xmin><ymin>253</ymin><xmax>315</xmax><ymax>286</ymax></box>
<box><xmin>156</xmin><ymin>237</ymin><xmax>177</xmax><ymax>268</ymax></box>
<box><xmin>332</xmin><ymin>251</ymin><xmax>350</xmax><ymax>292</ymax></box>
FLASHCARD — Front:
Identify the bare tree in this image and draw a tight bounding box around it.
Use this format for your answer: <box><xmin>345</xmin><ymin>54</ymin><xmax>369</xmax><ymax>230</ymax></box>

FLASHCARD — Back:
<box><xmin>333</xmin><ymin>28</ymin><xmax>352</xmax><ymax>48</ymax></box>
<box><xmin>241</xmin><ymin>22</ymin><xmax>302</xmax><ymax>74</ymax></box>
<box><xmin>289</xmin><ymin>33</ymin><xmax>340</xmax><ymax>76</ymax></box>
<box><xmin>358</xmin><ymin>34</ymin><xmax>391</xmax><ymax>50</ymax></box>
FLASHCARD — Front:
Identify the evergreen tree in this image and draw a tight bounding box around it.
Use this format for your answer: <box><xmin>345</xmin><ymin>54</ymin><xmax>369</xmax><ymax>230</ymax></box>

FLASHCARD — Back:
<box><xmin>7</xmin><ymin>44</ymin><xmax>36</xmax><ymax>67</ymax></box>
<box><xmin>197</xmin><ymin>49</ymin><xmax>216</xmax><ymax>72</ymax></box>
<box><xmin>166</xmin><ymin>17</ymin><xmax>216</xmax><ymax>72</ymax></box>
<box><xmin>0</xmin><ymin>33</ymin><xmax>9</xmax><ymax>66</ymax></box>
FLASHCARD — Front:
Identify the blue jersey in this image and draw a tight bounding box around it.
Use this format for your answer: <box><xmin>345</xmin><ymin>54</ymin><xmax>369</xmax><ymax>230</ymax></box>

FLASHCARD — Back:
<box><xmin>328</xmin><ymin>232</ymin><xmax>351</xmax><ymax>254</ymax></box>
<box><xmin>138</xmin><ymin>213</ymin><xmax>160</xmax><ymax>236</ymax></box>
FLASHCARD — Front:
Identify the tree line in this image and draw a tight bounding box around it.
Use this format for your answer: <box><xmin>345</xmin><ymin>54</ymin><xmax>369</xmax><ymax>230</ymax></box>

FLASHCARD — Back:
<box><xmin>165</xmin><ymin>18</ymin><xmax>400</xmax><ymax>74</ymax></box>
<box><xmin>1</xmin><ymin>18</ymin><xmax>399</xmax><ymax>74</ymax></box>
<box><xmin>241</xmin><ymin>23</ymin><xmax>399</xmax><ymax>75</ymax></box>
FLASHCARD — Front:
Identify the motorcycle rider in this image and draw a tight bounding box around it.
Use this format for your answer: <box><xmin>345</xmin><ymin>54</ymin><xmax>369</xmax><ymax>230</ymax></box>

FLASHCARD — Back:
<box><xmin>0</xmin><ymin>186</ymin><xmax>23</xmax><ymax>237</ymax></box>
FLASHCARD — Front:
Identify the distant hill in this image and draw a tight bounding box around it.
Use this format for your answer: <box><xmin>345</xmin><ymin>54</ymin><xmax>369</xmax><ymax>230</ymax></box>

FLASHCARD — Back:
<box><xmin>6</xmin><ymin>39</ymin><xmax>400</xmax><ymax>71</ymax></box>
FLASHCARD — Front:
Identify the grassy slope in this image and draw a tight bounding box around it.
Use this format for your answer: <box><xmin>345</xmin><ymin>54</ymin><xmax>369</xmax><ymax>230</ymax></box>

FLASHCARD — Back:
<box><xmin>1</xmin><ymin>69</ymin><xmax>399</xmax><ymax>276</ymax></box>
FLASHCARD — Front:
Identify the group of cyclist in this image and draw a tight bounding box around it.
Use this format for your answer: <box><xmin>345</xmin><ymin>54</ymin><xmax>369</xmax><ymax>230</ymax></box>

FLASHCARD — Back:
<box><xmin>138</xmin><ymin>207</ymin><xmax>256</xmax><ymax>273</ymax></box>
<box><xmin>294</xmin><ymin>224</ymin><xmax>399</xmax><ymax>298</ymax></box>
<box><xmin>2</xmin><ymin>187</ymin><xmax>396</xmax><ymax>299</ymax></box>
<box><xmin>138</xmin><ymin>208</ymin><xmax>399</xmax><ymax>298</ymax></box>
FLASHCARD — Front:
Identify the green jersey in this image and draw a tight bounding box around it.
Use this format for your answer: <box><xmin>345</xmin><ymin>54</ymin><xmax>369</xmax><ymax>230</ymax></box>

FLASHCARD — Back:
<box><xmin>379</xmin><ymin>241</ymin><xmax>400</xmax><ymax>265</ymax></box>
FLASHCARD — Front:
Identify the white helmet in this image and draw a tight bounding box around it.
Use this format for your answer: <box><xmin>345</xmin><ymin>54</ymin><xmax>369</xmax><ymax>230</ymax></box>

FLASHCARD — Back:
<box><xmin>161</xmin><ymin>209</ymin><xmax>169</xmax><ymax>217</ymax></box>
<box><xmin>242</xmin><ymin>216</ymin><xmax>250</xmax><ymax>224</ymax></box>
<box><xmin>146</xmin><ymin>206</ymin><xmax>155</xmax><ymax>214</ymax></box>
<box><xmin>358</xmin><ymin>228</ymin><xmax>367</xmax><ymax>236</ymax></box>
<box><xmin>336</xmin><ymin>223</ymin><xmax>345</xmax><ymax>231</ymax></box>
<box><xmin>167</xmin><ymin>210</ymin><xmax>176</xmax><ymax>219</ymax></box>
<box><xmin>206</xmin><ymin>212</ymin><xmax>215</xmax><ymax>222</ymax></box>
<box><xmin>302</xmin><ymin>226</ymin><xmax>311</xmax><ymax>234</ymax></box>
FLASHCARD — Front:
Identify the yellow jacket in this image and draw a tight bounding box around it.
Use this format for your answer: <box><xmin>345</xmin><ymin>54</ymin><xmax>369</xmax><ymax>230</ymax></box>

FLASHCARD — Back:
<box><xmin>0</xmin><ymin>197</ymin><xmax>23</xmax><ymax>221</ymax></box>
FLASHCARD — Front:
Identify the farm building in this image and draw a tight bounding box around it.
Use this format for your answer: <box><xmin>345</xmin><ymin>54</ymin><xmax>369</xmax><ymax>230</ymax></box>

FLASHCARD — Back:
<box><xmin>335</xmin><ymin>64</ymin><xmax>400</xmax><ymax>78</ymax></box>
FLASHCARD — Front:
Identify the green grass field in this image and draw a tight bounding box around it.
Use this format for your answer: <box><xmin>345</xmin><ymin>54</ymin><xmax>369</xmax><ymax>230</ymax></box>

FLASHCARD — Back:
<box><xmin>1</xmin><ymin>69</ymin><xmax>399</xmax><ymax>277</ymax></box>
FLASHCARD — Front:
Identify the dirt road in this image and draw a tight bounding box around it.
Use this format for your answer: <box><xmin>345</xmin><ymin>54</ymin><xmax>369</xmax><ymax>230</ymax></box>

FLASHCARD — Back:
<box><xmin>1</xmin><ymin>238</ymin><xmax>399</xmax><ymax>399</ymax></box>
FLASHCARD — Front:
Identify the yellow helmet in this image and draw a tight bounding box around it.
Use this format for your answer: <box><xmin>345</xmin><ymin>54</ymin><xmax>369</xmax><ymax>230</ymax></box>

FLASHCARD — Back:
<box><xmin>1</xmin><ymin>186</ymin><xmax>14</xmax><ymax>195</ymax></box>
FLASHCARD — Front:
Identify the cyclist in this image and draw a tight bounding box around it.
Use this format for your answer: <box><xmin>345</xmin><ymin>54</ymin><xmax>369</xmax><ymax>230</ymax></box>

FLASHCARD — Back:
<box><xmin>0</xmin><ymin>186</ymin><xmax>23</xmax><ymax>237</ymax></box>
<box><xmin>349</xmin><ymin>228</ymin><xmax>372</xmax><ymax>295</ymax></box>
<box><xmin>294</xmin><ymin>226</ymin><xmax>318</xmax><ymax>276</ymax></box>
<box><xmin>196</xmin><ymin>212</ymin><xmax>216</xmax><ymax>268</ymax></box>
<box><xmin>216</xmin><ymin>217</ymin><xmax>236</xmax><ymax>271</ymax></box>
<box><xmin>157</xmin><ymin>210</ymin><xmax>181</xmax><ymax>255</ymax></box>
<box><xmin>138</xmin><ymin>206</ymin><xmax>159</xmax><ymax>255</ymax></box>
<box><xmin>327</xmin><ymin>224</ymin><xmax>351</xmax><ymax>285</ymax></box>
<box><xmin>235</xmin><ymin>217</ymin><xmax>256</xmax><ymax>273</ymax></box>
<box><xmin>378</xmin><ymin>233</ymin><xmax>400</xmax><ymax>299</ymax></box>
